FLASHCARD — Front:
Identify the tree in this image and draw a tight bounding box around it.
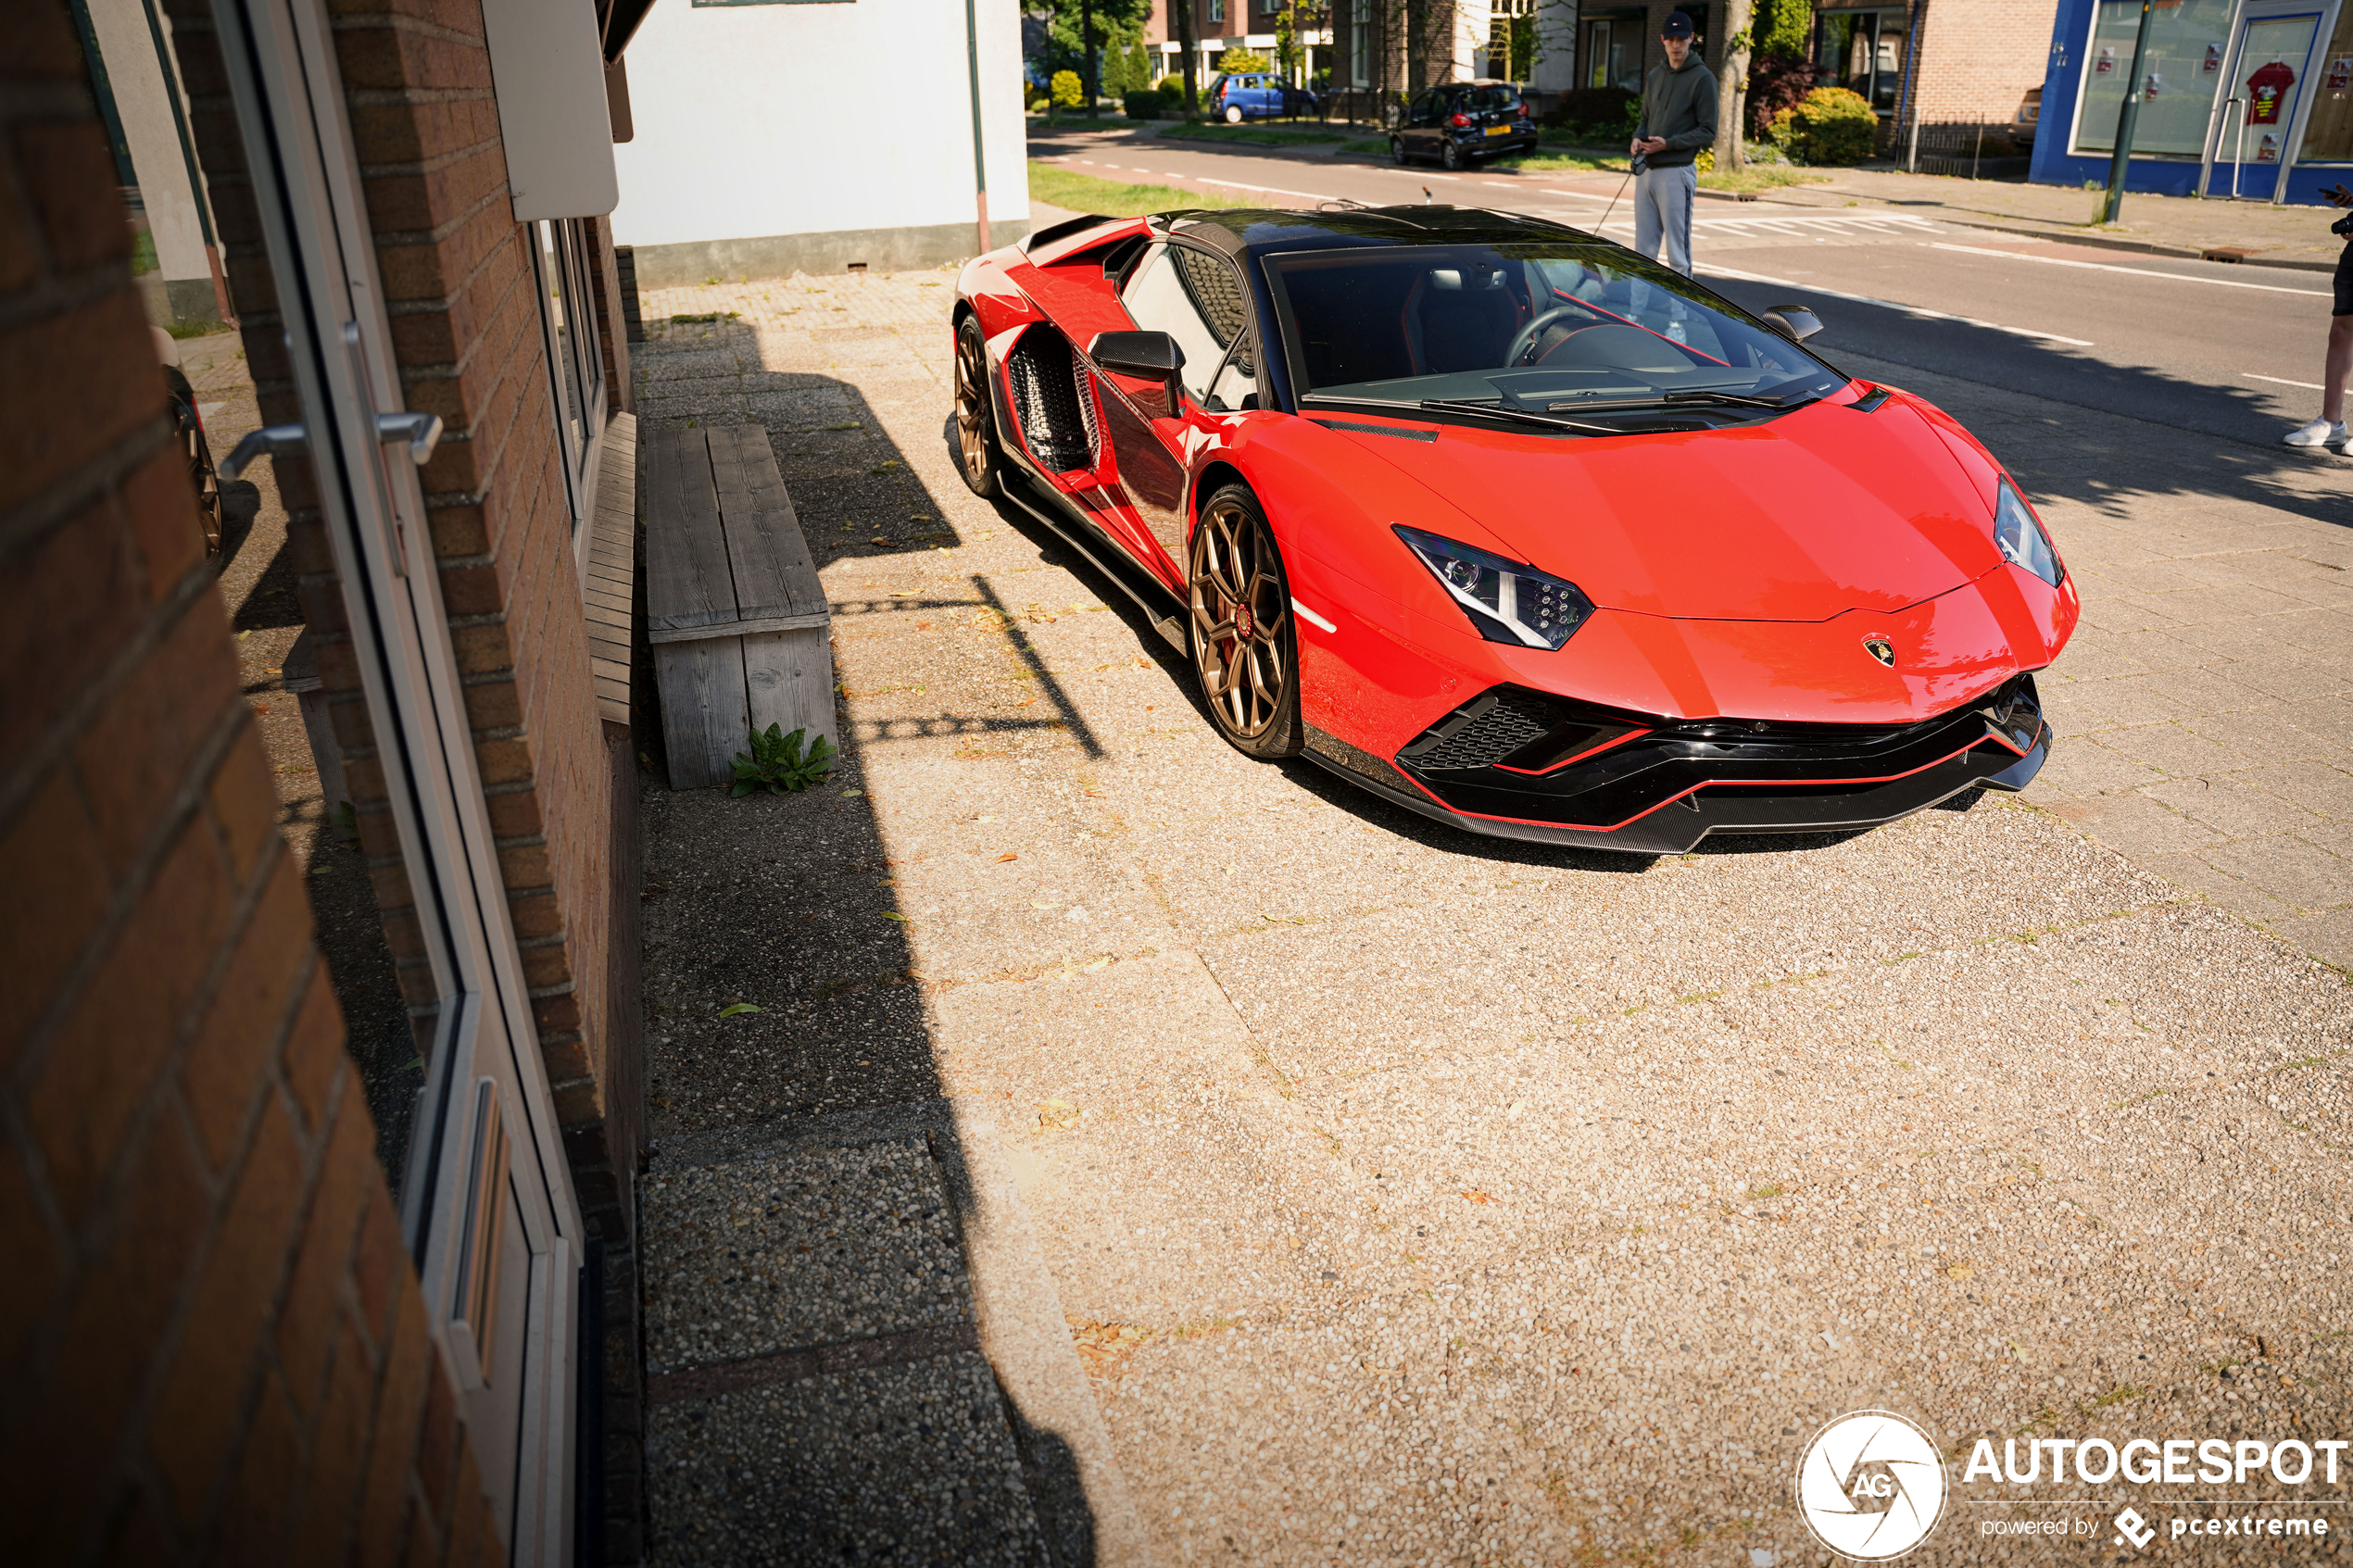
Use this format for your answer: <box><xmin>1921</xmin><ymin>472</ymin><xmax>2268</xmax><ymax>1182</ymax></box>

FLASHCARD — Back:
<box><xmin>1712</xmin><ymin>0</ymin><xmax>1755</xmax><ymax>169</ymax></box>
<box><xmin>1029</xmin><ymin>0</ymin><xmax>1152</xmax><ymax>115</ymax></box>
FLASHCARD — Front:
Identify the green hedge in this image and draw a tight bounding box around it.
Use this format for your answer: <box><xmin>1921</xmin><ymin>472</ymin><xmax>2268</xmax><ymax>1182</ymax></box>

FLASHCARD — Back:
<box><xmin>1542</xmin><ymin>85</ymin><xmax>1641</xmax><ymax>140</ymax></box>
<box><xmin>1124</xmin><ymin>88</ymin><xmax>1165</xmax><ymax>119</ymax></box>
<box><xmin>1768</xmin><ymin>86</ymin><xmax>1878</xmax><ymax>165</ymax></box>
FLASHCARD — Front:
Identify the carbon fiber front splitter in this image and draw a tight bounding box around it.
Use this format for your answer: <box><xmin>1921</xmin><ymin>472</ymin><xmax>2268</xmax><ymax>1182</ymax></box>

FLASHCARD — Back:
<box><xmin>1301</xmin><ymin>720</ymin><xmax>2049</xmax><ymax>856</ymax></box>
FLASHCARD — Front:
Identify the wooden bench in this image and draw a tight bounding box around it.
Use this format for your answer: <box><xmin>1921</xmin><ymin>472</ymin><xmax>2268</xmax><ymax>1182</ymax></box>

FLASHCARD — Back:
<box><xmin>644</xmin><ymin>424</ymin><xmax>835</xmax><ymax>789</ymax></box>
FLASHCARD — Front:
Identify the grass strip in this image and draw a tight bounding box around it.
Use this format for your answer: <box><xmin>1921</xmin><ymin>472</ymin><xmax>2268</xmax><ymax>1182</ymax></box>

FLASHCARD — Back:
<box><xmin>1487</xmin><ymin>149</ymin><xmax>1630</xmax><ymax>173</ymax></box>
<box><xmin>1157</xmin><ymin>121</ymin><xmax>1347</xmax><ymax>145</ymax></box>
<box><xmin>1028</xmin><ymin>161</ymin><xmax>1252</xmax><ymax>218</ymax></box>
<box><xmin>1698</xmin><ymin>166</ymin><xmax>1832</xmax><ymax>193</ymax></box>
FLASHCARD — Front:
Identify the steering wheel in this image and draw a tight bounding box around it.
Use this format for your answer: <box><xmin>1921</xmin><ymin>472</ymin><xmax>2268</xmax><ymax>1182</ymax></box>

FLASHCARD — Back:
<box><xmin>1505</xmin><ymin>305</ymin><xmax>1591</xmax><ymax>368</ymax></box>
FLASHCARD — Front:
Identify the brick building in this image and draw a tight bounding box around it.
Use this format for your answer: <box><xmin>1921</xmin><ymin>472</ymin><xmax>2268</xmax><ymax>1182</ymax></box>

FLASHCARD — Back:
<box><xmin>4</xmin><ymin>0</ymin><xmax>648</xmax><ymax>1557</ymax></box>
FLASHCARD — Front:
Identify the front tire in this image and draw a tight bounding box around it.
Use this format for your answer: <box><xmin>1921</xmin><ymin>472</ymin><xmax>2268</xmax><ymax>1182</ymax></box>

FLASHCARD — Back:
<box><xmin>952</xmin><ymin>315</ymin><xmax>1000</xmax><ymax>498</ymax></box>
<box><xmin>1188</xmin><ymin>484</ymin><xmax>1302</xmax><ymax>759</ymax></box>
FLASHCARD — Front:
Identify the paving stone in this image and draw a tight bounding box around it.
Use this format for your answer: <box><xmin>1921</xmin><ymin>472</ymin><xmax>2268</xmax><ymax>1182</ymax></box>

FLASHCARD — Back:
<box><xmin>2038</xmin><ymin>791</ymin><xmax>2226</xmax><ymax>859</ymax></box>
<box><xmin>2146</xmin><ymin>775</ymin><xmax>2323</xmax><ymax>840</ymax></box>
<box><xmin>2198</xmin><ymin>834</ymin><xmax>2353</xmax><ymax>915</ymax></box>
<box><xmin>641</xmin><ymin>1140</ymin><xmax>972</xmax><ymax>1375</ymax></box>
<box><xmin>646</xmin><ymin>1354</ymin><xmax>1050</xmax><ymax>1568</ymax></box>
<box><xmin>2023</xmin><ymin>734</ymin><xmax>2166</xmax><ymax>797</ymax></box>
<box><xmin>2097</xmin><ymin>722</ymin><xmax>2248</xmax><ymax>779</ymax></box>
<box><xmin>2242</xmin><ymin>759</ymin><xmax>2353</xmax><ymax>821</ymax></box>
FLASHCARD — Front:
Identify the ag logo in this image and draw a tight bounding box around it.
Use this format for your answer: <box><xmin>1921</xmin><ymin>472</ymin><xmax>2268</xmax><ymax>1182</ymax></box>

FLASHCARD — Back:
<box><xmin>1794</xmin><ymin>1410</ymin><xmax>1947</xmax><ymax>1560</ymax></box>
<box><xmin>1863</xmin><ymin>634</ymin><xmax>1896</xmax><ymax>668</ymax></box>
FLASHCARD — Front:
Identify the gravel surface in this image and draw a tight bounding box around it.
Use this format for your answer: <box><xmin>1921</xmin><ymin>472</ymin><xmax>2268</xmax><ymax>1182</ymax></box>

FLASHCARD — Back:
<box><xmin>632</xmin><ymin>270</ymin><xmax>2353</xmax><ymax>1566</ymax></box>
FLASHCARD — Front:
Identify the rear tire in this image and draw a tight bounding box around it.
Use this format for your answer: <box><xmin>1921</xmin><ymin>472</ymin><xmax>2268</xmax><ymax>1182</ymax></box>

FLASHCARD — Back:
<box><xmin>1391</xmin><ymin>136</ymin><xmax>1409</xmax><ymax>164</ymax></box>
<box><xmin>1225</xmin><ymin>104</ymin><xmax>1244</xmax><ymax>123</ymax></box>
<box><xmin>1441</xmin><ymin>139</ymin><xmax>1465</xmax><ymax>170</ymax></box>
<box><xmin>1188</xmin><ymin>483</ymin><xmax>1302</xmax><ymax>759</ymax></box>
<box><xmin>952</xmin><ymin>315</ymin><xmax>1000</xmax><ymax>498</ymax></box>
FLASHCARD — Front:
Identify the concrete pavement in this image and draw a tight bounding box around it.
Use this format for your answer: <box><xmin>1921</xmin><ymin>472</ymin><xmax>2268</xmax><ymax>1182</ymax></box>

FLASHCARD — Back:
<box><xmin>626</xmin><ymin>264</ymin><xmax>2353</xmax><ymax>1565</ymax></box>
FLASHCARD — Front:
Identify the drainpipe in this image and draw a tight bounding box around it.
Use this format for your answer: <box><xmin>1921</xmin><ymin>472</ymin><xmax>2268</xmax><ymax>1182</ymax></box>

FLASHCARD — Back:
<box><xmin>964</xmin><ymin>0</ymin><xmax>990</xmax><ymax>252</ymax></box>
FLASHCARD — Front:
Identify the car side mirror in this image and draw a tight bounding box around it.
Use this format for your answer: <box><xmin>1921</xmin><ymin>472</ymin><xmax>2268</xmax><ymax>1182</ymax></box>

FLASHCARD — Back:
<box><xmin>1089</xmin><ymin>330</ymin><xmax>1187</xmax><ymax>417</ymax></box>
<box><xmin>1761</xmin><ymin>304</ymin><xmax>1823</xmax><ymax>343</ymax></box>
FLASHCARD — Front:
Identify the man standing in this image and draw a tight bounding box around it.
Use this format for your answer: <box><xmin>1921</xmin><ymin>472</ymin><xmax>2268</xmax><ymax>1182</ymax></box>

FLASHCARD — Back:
<box><xmin>1629</xmin><ymin>13</ymin><xmax>1718</xmax><ymax>276</ymax></box>
<box><xmin>2282</xmin><ymin>182</ymin><xmax>2353</xmax><ymax>448</ymax></box>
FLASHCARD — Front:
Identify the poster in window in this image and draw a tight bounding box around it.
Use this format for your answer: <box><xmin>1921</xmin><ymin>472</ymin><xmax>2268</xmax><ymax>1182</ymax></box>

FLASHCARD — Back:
<box><xmin>2247</xmin><ymin>58</ymin><xmax>2296</xmax><ymax>120</ymax></box>
<box><xmin>2327</xmin><ymin>56</ymin><xmax>2353</xmax><ymax>91</ymax></box>
<box><xmin>2075</xmin><ymin>0</ymin><xmax>2235</xmax><ymax>155</ymax></box>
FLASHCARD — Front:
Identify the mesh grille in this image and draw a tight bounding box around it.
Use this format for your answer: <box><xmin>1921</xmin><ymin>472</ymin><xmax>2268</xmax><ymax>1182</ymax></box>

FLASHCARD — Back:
<box><xmin>1174</xmin><ymin>247</ymin><xmax>1250</xmax><ymax>348</ymax></box>
<box><xmin>1070</xmin><ymin>346</ymin><xmax>1101</xmax><ymax>464</ymax></box>
<box><xmin>1414</xmin><ymin>692</ymin><xmax>1558</xmax><ymax>771</ymax></box>
<box><xmin>1007</xmin><ymin>335</ymin><xmax>1090</xmax><ymax>471</ymax></box>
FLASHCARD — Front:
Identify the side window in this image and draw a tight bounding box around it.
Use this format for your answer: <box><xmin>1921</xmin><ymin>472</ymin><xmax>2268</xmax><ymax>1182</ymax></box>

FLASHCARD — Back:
<box><xmin>1409</xmin><ymin>91</ymin><xmax>1434</xmax><ymax>124</ymax></box>
<box><xmin>1207</xmin><ymin>337</ymin><xmax>1259</xmax><ymax>413</ymax></box>
<box><xmin>1120</xmin><ymin>243</ymin><xmax>1251</xmax><ymax>408</ymax></box>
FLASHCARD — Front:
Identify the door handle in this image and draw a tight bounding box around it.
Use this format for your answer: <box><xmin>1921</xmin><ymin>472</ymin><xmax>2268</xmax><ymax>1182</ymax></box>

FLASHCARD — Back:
<box><xmin>375</xmin><ymin>410</ymin><xmax>443</xmax><ymax>467</ymax></box>
<box><xmin>219</xmin><ymin>421</ymin><xmax>307</xmax><ymax>481</ymax></box>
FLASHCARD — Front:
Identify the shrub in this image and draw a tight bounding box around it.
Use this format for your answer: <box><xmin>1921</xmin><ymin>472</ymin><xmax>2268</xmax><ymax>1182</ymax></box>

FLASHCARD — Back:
<box><xmin>1541</xmin><ymin>85</ymin><xmax>1641</xmax><ymax>140</ymax></box>
<box><xmin>1157</xmin><ymin>72</ymin><xmax>1187</xmax><ymax>95</ymax></box>
<box><xmin>1124</xmin><ymin>88</ymin><xmax>1165</xmax><ymax>119</ymax></box>
<box><xmin>1216</xmin><ymin>46</ymin><xmax>1270</xmax><ymax>72</ymax></box>
<box><xmin>1051</xmin><ymin>69</ymin><xmax>1084</xmax><ymax>108</ymax></box>
<box><xmin>1769</xmin><ymin>85</ymin><xmax>1878</xmax><ymax>165</ymax></box>
<box><xmin>1745</xmin><ymin>47</ymin><xmax>1819</xmax><ymax>138</ymax></box>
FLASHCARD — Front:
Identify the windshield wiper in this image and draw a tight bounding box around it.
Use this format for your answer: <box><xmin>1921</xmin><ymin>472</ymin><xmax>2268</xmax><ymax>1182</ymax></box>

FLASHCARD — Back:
<box><xmin>1538</xmin><ymin>389</ymin><xmax>1808</xmax><ymax>414</ymax></box>
<box><xmin>1414</xmin><ymin>397</ymin><xmax>1621</xmax><ymax>435</ymax></box>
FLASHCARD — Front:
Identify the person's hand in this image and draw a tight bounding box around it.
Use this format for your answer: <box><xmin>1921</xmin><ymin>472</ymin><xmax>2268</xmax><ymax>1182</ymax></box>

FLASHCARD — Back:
<box><xmin>2329</xmin><ymin>182</ymin><xmax>2353</xmax><ymax>208</ymax></box>
<box><xmin>1634</xmin><ymin>136</ymin><xmax>1668</xmax><ymax>156</ymax></box>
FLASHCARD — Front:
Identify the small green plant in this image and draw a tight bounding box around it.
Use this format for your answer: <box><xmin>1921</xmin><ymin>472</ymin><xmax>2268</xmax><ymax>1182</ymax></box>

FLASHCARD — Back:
<box><xmin>669</xmin><ymin>311</ymin><xmax>739</xmax><ymax>323</ymax></box>
<box><xmin>332</xmin><ymin>799</ymin><xmax>361</xmax><ymax>849</ymax></box>
<box><xmin>731</xmin><ymin>723</ymin><xmax>837</xmax><ymax>796</ymax></box>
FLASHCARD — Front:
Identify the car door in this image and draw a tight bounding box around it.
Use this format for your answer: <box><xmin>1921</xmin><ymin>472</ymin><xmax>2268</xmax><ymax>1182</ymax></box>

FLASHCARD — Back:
<box><xmin>1090</xmin><ymin>241</ymin><xmax>1258</xmax><ymax>583</ymax></box>
<box><xmin>1404</xmin><ymin>90</ymin><xmax>1438</xmax><ymax>156</ymax></box>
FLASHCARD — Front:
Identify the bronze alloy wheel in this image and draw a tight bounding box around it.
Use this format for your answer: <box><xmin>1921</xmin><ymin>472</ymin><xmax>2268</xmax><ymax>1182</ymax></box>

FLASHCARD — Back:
<box><xmin>1189</xmin><ymin>484</ymin><xmax>1301</xmax><ymax>757</ymax></box>
<box><xmin>953</xmin><ymin>315</ymin><xmax>999</xmax><ymax>497</ymax></box>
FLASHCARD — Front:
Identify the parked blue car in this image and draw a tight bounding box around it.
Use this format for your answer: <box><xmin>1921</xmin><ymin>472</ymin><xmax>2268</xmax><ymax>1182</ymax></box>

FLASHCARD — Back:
<box><xmin>1207</xmin><ymin>71</ymin><xmax>1319</xmax><ymax>122</ymax></box>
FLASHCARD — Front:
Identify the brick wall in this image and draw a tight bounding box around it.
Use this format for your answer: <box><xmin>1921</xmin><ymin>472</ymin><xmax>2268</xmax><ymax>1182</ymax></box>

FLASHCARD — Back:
<box><xmin>1908</xmin><ymin>0</ymin><xmax>2051</xmax><ymax>128</ymax></box>
<box><xmin>158</xmin><ymin>0</ymin><xmax>637</xmax><ymax>1233</ymax></box>
<box><xmin>0</xmin><ymin>6</ymin><xmax>500</xmax><ymax>1562</ymax></box>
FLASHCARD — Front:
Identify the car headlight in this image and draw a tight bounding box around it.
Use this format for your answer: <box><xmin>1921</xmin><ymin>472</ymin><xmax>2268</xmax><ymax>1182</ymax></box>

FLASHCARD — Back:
<box><xmin>1994</xmin><ymin>479</ymin><xmax>2063</xmax><ymax>588</ymax></box>
<box><xmin>1395</xmin><ymin>526</ymin><xmax>1593</xmax><ymax>649</ymax></box>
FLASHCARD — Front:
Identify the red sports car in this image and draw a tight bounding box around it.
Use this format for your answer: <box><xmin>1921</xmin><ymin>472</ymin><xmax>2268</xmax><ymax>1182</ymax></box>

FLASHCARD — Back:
<box><xmin>950</xmin><ymin>206</ymin><xmax>2076</xmax><ymax>853</ymax></box>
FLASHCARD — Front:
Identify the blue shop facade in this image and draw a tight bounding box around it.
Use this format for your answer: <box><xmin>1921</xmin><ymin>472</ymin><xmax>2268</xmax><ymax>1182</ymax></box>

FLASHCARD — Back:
<box><xmin>2032</xmin><ymin>0</ymin><xmax>2353</xmax><ymax>203</ymax></box>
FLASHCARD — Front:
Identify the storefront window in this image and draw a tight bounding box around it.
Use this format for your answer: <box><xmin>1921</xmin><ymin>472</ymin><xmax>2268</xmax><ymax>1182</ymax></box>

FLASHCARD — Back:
<box><xmin>2072</xmin><ymin>0</ymin><xmax>2235</xmax><ymax>155</ymax></box>
<box><xmin>1816</xmin><ymin>7</ymin><xmax>1908</xmax><ymax>115</ymax></box>
<box><xmin>2299</xmin><ymin>6</ymin><xmax>2353</xmax><ymax>161</ymax></box>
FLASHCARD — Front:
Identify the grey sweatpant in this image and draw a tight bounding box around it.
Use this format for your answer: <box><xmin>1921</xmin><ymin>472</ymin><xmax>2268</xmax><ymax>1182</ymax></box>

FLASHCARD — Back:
<box><xmin>1632</xmin><ymin>162</ymin><xmax>1697</xmax><ymax>275</ymax></box>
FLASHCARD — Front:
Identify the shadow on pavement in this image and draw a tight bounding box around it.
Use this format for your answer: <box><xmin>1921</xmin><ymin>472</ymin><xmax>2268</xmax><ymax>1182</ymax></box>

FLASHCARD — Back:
<box><xmin>633</xmin><ymin>327</ymin><xmax>1108</xmax><ymax>1563</ymax></box>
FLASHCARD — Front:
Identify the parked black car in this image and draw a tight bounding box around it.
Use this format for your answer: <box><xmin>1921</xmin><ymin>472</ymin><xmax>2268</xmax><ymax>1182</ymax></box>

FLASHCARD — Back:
<box><xmin>1391</xmin><ymin>80</ymin><xmax>1538</xmax><ymax>169</ymax></box>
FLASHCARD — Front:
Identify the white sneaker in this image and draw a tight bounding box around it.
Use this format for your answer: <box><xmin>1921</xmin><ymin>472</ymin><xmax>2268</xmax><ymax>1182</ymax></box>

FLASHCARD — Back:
<box><xmin>2283</xmin><ymin>418</ymin><xmax>2347</xmax><ymax>447</ymax></box>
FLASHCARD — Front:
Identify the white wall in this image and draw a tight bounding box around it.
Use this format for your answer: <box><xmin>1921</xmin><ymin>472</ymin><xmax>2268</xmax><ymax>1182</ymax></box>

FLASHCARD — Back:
<box><xmin>611</xmin><ymin>0</ymin><xmax>1029</xmax><ymax>249</ymax></box>
<box><xmin>84</xmin><ymin>0</ymin><xmax>209</xmax><ymax>287</ymax></box>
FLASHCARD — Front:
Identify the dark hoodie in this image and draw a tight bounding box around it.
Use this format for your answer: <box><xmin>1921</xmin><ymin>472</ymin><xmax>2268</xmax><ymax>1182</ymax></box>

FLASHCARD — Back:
<box><xmin>1636</xmin><ymin>55</ymin><xmax>1719</xmax><ymax>169</ymax></box>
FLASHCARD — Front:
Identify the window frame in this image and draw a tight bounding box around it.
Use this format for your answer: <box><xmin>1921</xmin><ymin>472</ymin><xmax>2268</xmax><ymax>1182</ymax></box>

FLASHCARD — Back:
<box><xmin>527</xmin><ymin>217</ymin><xmax>610</xmax><ymax>569</ymax></box>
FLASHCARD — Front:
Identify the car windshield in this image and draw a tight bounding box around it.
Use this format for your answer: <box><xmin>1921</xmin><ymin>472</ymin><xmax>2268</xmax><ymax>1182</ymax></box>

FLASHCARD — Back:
<box><xmin>1263</xmin><ymin>243</ymin><xmax>1844</xmax><ymax>418</ymax></box>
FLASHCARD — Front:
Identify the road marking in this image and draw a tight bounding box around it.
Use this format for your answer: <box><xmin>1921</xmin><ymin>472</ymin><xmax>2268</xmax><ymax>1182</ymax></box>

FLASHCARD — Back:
<box><xmin>1927</xmin><ymin>241</ymin><xmax>2332</xmax><ymax>297</ymax></box>
<box><xmin>2246</xmin><ymin>372</ymin><xmax>2326</xmax><ymax>389</ymax></box>
<box><xmin>1699</xmin><ymin>262</ymin><xmax>2095</xmax><ymax>345</ymax></box>
<box><xmin>1182</xmin><ymin>176</ymin><xmax>1340</xmax><ymax>202</ymax></box>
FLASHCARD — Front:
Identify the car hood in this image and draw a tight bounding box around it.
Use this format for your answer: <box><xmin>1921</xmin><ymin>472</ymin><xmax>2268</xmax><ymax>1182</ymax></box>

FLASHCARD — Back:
<box><xmin>1323</xmin><ymin>397</ymin><xmax>2005</xmax><ymax>621</ymax></box>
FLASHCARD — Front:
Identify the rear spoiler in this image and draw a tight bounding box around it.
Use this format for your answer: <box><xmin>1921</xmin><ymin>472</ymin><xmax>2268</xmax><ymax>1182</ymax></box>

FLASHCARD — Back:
<box><xmin>1019</xmin><ymin>212</ymin><xmax>1121</xmax><ymax>256</ymax></box>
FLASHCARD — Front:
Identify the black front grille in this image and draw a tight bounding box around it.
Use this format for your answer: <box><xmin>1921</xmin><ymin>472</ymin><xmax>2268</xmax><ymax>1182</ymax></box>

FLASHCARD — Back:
<box><xmin>1006</xmin><ymin>332</ymin><xmax>1091</xmax><ymax>472</ymax></box>
<box><xmin>1402</xmin><ymin>691</ymin><xmax>1557</xmax><ymax>771</ymax></box>
<box><xmin>1394</xmin><ymin>674</ymin><xmax>2044</xmax><ymax>833</ymax></box>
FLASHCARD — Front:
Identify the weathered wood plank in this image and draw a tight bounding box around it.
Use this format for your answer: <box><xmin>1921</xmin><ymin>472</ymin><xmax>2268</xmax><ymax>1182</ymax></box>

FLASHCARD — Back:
<box><xmin>644</xmin><ymin>426</ymin><xmax>737</xmax><ymax>633</ymax></box>
<box><xmin>741</xmin><ymin>626</ymin><xmax>837</xmax><ymax>753</ymax></box>
<box><xmin>654</xmin><ymin>634</ymin><xmax>750</xmax><ymax>790</ymax></box>
<box><xmin>647</xmin><ymin>610</ymin><xmax>828</xmax><ymax>645</ymax></box>
<box><xmin>708</xmin><ymin>425</ymin><xmax>826</xmax><ymax>622</ymax></box>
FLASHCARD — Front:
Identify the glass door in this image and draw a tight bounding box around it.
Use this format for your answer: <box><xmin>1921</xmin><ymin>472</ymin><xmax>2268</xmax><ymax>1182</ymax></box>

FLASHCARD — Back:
<box><xmin>2204</xmin><ymin>2</ymin><xmax>2327</xmax><ymax>197</ymax></box>
<box><xmin>207</xmin><ymin>0</ymin><xmax>583</xmax><ymax>1559</ymax></box>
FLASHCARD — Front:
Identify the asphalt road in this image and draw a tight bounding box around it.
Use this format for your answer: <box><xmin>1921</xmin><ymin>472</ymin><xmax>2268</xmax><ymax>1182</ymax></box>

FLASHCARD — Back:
<box><xmin>1031</xmin><ymin>126</ymin><xmax>2347</xmax><ymax>470</ymax></box>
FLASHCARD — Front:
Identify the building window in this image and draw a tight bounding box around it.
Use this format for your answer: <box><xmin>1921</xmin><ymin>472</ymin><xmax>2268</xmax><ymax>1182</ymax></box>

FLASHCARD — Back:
<box><xmin>1209</xmin><ymin>0</ymin><xmax>1225</xmax><ymax>23</ymax></box>
<box><xmin>2071</xmin><ymin>0</ymin><xmax>2241</xmax><ymax>157</ymax></box>
<box><xmin>1583</xmin><ymin>10</ymin><xmax>1644</xmax><ymax>91</ymax></box>
<box><xmin>1815</xmin><ymin>6</ymin><xmax>1908</xmax><ymax>116</ymax></box>
<box><xmin>531</xmin><ymin>219</ymin><xmax>609</xmax><ymax>542</ymax></box>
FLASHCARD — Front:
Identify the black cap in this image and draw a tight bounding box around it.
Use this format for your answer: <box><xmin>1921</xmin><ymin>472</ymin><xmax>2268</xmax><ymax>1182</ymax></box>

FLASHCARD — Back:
<box><xmin>1661</xmin><ymin>12</ymin><xmax>1694</xmax><ymax>37</ymax></box>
